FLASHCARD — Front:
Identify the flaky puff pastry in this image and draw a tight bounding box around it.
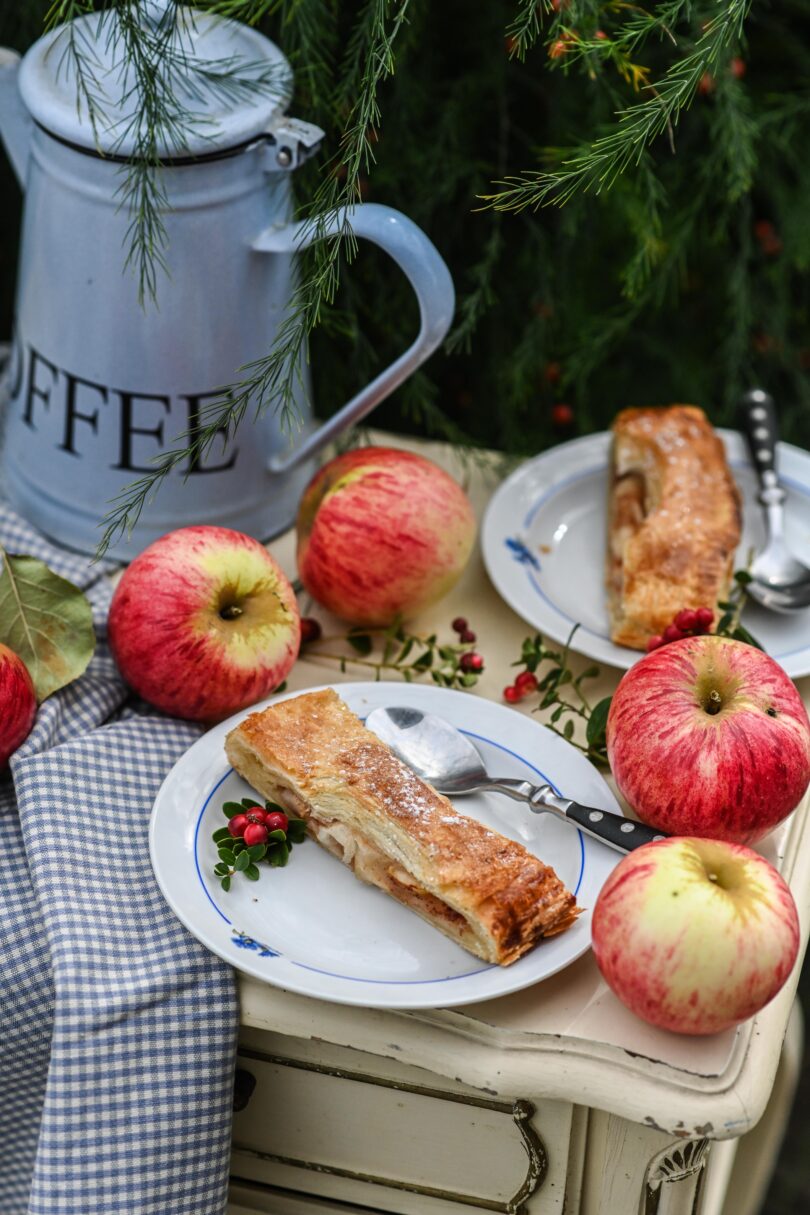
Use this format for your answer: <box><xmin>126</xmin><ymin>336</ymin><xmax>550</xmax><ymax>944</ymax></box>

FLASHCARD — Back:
<box><xmin>607</xmin><ymin>406</ymin><xmax>742</xmax><ymax>650</ymax></box>
<box><xmin>225</xmin><ymin>689</ymin><xmax>579</xmax><ymax>965</ymax></box>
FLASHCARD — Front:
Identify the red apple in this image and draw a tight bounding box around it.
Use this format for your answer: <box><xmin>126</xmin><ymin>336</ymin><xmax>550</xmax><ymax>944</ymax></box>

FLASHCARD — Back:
<box><xmin>296</xmin><ymin>447</ymin><xmax>476</xmax><ymax>627</ymax></box>
<box><xmin>607</xmin><ymin>635</ymin><xmax>810</xmax><ymax>843</ymax></box>
<box><xmin>592</xmin><ymin>837</ymin><xmax>800</xmax><ymax>1035</ymax></box>
<box><xmin>108</xmin><ymin>526</ymin><xmax>300</xmax><ymax>721</ymax></box>
<box><xmin>0</xmin><ymin>644</ymin><xmax>36</xmax><ymax>766</ymax></box>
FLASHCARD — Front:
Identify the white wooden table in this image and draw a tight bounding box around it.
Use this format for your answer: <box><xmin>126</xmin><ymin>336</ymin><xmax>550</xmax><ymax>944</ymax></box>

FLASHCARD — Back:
<box><xmin>226</xmin><ymin>435</ymin><xmax>808</xmax><ymax>1215</ymax></box>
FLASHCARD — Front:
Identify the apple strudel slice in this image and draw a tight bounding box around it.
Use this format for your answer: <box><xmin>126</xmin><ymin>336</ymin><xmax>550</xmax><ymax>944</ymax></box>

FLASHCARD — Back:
<box><xmin>225</xmin><ymin>688</ymin><xmax>580</xmax><ymax>965</ymax></box>
<box><xmin>607</xmin><ymin>405</ymin><xmax>742</xmax><ymax>650</ymax></box>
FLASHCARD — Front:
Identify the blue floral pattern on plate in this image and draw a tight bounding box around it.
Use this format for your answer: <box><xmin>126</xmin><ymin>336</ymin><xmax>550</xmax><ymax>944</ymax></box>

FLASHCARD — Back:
<box><xmin>232</xmin><ymin>930</ymin><xmax>279</xmax><ymax>958</ymax></box>
<box><xmin>505</xmin><ymin>536</ymin><xmax>541</xmax><ymax>570</ymax></box>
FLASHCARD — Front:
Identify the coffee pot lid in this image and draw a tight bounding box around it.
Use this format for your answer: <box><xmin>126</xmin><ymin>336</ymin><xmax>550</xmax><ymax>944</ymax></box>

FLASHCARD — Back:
<box><xmin>18</xmin><ymin>2</ymin><xmax>294</xmax><ymax>158</ymax></box>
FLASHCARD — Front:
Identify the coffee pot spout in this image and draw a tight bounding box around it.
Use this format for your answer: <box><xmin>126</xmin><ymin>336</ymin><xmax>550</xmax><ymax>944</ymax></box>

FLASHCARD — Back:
<box><xmin>0</xmin><ymin>49</ymin><xmax>32</xmax><ymax>189</ymax></box>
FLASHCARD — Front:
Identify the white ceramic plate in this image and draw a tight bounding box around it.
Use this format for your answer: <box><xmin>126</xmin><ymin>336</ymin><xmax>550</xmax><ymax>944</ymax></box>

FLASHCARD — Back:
<box><xmin>150</xmin><ymin>682</ymin><xmax>621</xmax><ymax>1009</ymax></box>
<box><xmin>482</xmin><ymin>430</ymin><xmax>810</xmax><ymax>677</ymax></box>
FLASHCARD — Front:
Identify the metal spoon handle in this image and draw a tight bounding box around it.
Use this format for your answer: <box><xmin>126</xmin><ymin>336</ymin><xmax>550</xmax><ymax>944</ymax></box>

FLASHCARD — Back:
<box><xmin>528</xmin><ymin>786</ymin><xmax>667</xmax><ymax>853</ymax></box>
<box><xmin>739</xmin><ymin>388</ymin><xmax>785</xmax><ymax>505</ymax></box>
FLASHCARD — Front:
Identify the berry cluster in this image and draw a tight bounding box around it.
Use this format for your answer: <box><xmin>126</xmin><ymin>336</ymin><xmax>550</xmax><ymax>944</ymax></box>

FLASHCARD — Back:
<box><xmin>647</xmin><ymin>607</ymin><xmax>715</xmax><ymax>653</ymax></box>
<box><xmin>213</xmin><ymin>798</ymin><xmax>307</xmax><ymax>890</ymax></box>
<box><xmin>503</xmin><ymin>669</ymin><xmax>539</xmax><ymax>704</ymax></box>
<box><xmin>452</xmin><ymin>617</ymin><xmax>485</xmax><ymax>674</ymax></box>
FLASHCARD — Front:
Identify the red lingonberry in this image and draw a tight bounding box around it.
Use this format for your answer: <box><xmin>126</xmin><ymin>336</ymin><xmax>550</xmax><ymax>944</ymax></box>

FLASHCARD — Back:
<box><xmin>227</xmin><ymin>813</ymin><xmax>249</xmax><ymax>838</ymax></box>
<box><xmin>663</xmin><ymin>624</ymin><xmax>685</xmax><ymax>644</ymax></box>
<box><xmin>265</xmin><ymin>811</ymin><xmax>289</xmax><ymax>834</ymax></box>
<box><xmin>460</xmin><ymin>652</ymin><xmax>484</xmax><ymax>673</ymax></box>
<box><xmin>243</xmin><ymin>822</ymin><xmax>269</xmax><ymax>847</ymax></box>
<box><xmin>504</xmin><ymin>685</ymin><xmax>523</xmax><ymax>703</ymax></box>
<box><xmin>729</xmin><ymin>56</ymin><xmax>746</xmax><ymax>79</ymax></box>
<box><xmin>300</xmin><ymin>617</ymin><xmax>322</xmax><ymax>645</ymax></box>
<box><xmin>695</xmin><ymin>607</ymin><xmax>715</xmax><ymax>630</ymax></box>
<box><xmin>246</xmin><ymin>808</ymin><xmax>267</xmax><ymax>826</ymax></box>
<box><xmin>552</xmin><ymin>402</ymin><xmax>575</xmax><ymax>428</ymax></box>
<box><xmin>452</xmin><ymin>616</ymin><xmax>468</xmax><ymax>634</ymax></box>
<box><xmin>515</xmin><ymin>670</ymin><xmax>539</xmax><ymax>693</ymax></box>
<box><xmin>646</xmin><ymin>635</ymin><xmax>664</xmax><ymax>653</ymax></box>
<box><xmin>460</xmin><ymin>629</ymin><xmax>476</xmax><ymax>644</ymax></box>
<box><xmin>697</xmin><ymin>72</ymin><xmax>715</xmax><ymax>96</ymax></box>
<box><xmin>594</xmin><ymin>29</ymin><xmax>609</xmax><ymax>40</ymax></box>
<box><xmin>674</xmin><ymin>609</ymin><xmax>698</xmax><ymax>632</ymax></box>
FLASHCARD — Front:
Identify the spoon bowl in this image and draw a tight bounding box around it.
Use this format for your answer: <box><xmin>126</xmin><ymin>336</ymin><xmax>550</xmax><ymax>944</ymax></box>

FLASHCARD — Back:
<box><xmin>366</xmin><ymin>705</ymin><xmax>666</xmax><ymax>854</ymax></box>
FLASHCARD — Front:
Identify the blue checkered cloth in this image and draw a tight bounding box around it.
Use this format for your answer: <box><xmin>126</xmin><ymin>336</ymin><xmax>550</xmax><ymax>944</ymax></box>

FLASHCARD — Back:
<box><xmin>0</xmin><ymin>505</ymin><xmax>239</xmax><ymax>1214</ymax></box>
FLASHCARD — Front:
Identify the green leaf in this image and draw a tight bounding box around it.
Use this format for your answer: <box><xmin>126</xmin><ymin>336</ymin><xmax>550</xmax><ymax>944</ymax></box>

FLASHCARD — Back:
<box><xmin>731</xmin><ymin>625</ymin><xmax>765</xmax><ymax>651</ymax></box>
<box><xmin>411</xmin><ymin>650</ymin><xmax>433</xmax><ymax>670</ymax></box>
<box><xmin>734</xmin><ymin>569</ymin><xmax>753</xmax><ymax>585</ymax></box>
<box><xmin>397</xmin><ymin>639</ymin><xmax>414</xmax><ymax>663</ymax></box>
<box><xmin>231</xmin><ymin>840</ymin><xmax>245</xmax><ymax>854</ymax></box>
<box><xmin>0</xmin><ymin>549</ymin><xmax>96</xmax><ymax>701</ymax></box>
<box><xmin>247</xmin><ymin>844</ymin><xmax>267</xmax><ymax>861</ymax></box>
<box><xmin>550</xmin><ymin>704</ymin><xmax>564</xmax><ymax>723</ymax></box>
<box><xmin>269</xmin><ymin>842</ymin><xmax>290</xmax><ymax>867</ymax></box>
<box><xmin>563</xmin><ymin>719</ymin><xmax>575</xmax><ymax>740</ymax></box>
<box><xmin>348</xmin><ymin>632</ymin><xmax>373</xmax><ymax>656</ymax></box>
<box><xmin>586</xmin><ymin>696</ymin><xmax>613</xmax><ymax>748</ymax></box>
<box><xmin>268</xmin><ymin>828</ymin><xmax>287</xmax><ymax>842</ymax></box>
<box><xmin>241</xmin><ymin>797</ymin><xmax>260</xmax><ymax>809</ymax></box>
<box><xmin>264</xmin><ymin>801</ymin><xmax>285</xmax><ymax>813</ymax></box>
<box><xmin>244</xmin><ymin>863</ymin><xmax>260</xmax><ymax>880</ymax></box>
<box><xmin>274</xmin><ymin>680</ymin><xmax>287</xmax><ymax>694</ymax></box>
<box><xmin>461</xmin><ymin>673</ymin><xmax>478</xmax><ymax>687</ymax></box>
<box><xmin>212</xmin><ymin>827</ymin><xmax>232</xmax><ymax>843</ymax></box>
<box><xmin>234</xmin><ymin>850</ymin><xmax>251</xmax><ymax>872</ymax></box>
<box><xmin>221</xmin><ymin>875</ymin><xmax>231</xmax><ymax>892</ymax></box>
<box><xmin>217</xmin><ymin>848</ymin><xmax>235</xmax><ymax>865</ymax></box>
<box><xmin>222</xmin><ymin>802</ymin><xmax>245</xmax><ymax>818</ymax></box>
<box><xmin>214</xmin><ymin>862</ymin><xmax>230</xmax><ymax>876</ymax></box>
<box><xmin>578</xmin><ymin>665</ymin><xmax>600</xmax><ymax>681</ymax></box>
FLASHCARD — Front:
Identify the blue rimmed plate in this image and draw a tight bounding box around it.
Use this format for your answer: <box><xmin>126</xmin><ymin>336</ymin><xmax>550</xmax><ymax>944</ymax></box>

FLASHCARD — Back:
<box><xmin>482</xmin><ymin>430</ymin><xmax>810</xmax><ymax>677</ymax></box>
<box><xmin>149</xmin><ymin>682</ymin><xmax>620</xmax><ymax>1009</ymax></box>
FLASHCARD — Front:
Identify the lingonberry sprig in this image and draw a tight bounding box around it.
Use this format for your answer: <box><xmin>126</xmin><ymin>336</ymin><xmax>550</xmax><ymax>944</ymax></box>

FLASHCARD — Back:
<box><xmin>647</xmin><ymin>571</ymin><xmax>762</xmax><ymax>653</ymax></box>
<box><xmin>505</xmin><ymin>626</ymin><xmax>611</xmax><ymax>767</ymax></box>
<box><xmin>298</xmin><ymin>616</ymin><xmax>484</xmax><ymax>689</ymax></box>
<box><xmin>212</xmin><ymin>798</ymin><xmax>307</xmax><ymax>890</ymax></box>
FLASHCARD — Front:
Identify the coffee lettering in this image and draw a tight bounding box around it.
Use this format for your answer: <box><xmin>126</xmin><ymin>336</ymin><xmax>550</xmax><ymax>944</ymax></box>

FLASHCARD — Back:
<box><xmin>184</xmin><ymin>390</ymin><xmax>238</xmax><ymax>474</ymax></box>
<box><xmin>114</xmin><ymin>391</ymin><xmax>171</xmax><ymax>472</ymax></box>
<box><xmin>23</xmin><ymin>345</ymin><xmax>58</xmax><ymax>429</ymax></box>
<box><xmin>60</xmin><ymin>372</ymin><xmax>109</xmax><ymax>456</ymax></box>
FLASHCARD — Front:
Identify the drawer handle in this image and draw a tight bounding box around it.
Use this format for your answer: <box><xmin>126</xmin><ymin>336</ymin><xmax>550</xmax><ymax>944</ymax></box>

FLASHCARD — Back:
<box><xmin>233</xmin><ymin>1067</ymin><xmax>257</xmax><ymax>1113</ymax></box>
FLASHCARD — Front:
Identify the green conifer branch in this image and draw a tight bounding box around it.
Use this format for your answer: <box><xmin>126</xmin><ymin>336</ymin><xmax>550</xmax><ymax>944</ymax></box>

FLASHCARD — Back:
<box><xmin>96</xmin><ymin>0</ymin><xmax>412</xmax><ymax>557</ymax></box>
<box><xmin>481</xmin><ymin>0</ymin><xmax>752</xmax><ymax>211</ymax></box>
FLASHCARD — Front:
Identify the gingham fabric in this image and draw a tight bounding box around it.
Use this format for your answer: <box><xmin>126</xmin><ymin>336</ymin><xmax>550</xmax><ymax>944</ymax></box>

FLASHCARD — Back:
<box><xmin>0</xmin><ymin>504</ymin><xmax>239</xmax><ymax>1214</ymax></box>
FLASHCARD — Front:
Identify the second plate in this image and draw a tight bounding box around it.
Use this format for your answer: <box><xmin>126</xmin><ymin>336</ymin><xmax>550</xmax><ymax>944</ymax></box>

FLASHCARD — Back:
<box><xmin>481</xmin><ymin>430</ymin><xmax>810</xmax><ymax>677</ymax></box>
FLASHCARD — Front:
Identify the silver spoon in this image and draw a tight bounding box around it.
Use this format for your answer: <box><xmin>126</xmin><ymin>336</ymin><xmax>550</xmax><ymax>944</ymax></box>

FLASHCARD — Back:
<box><xmin>739</xmin><ymin>389</ymin><xmax>810</xmax><ymax>611</ymax></box>
<box><xmin>366</xmin><ymin>706</ymin><xmax>666</xmax><ymax>854</ymax></box>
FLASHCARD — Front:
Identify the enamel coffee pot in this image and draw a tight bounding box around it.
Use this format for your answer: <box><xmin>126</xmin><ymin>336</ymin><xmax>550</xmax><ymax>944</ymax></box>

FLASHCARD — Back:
<box><xmin>0</xmin><ymin>3</ymin><xmax>453</xmax><ymax>558</ymax></box>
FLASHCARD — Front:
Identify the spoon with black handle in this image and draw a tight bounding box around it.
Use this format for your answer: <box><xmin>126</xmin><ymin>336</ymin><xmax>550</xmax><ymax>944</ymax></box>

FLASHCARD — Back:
<box><xmin>739</xmin><ymin>388</ymin><xmax>810</xmax><ymax>611</ymax></box>
<box><xmin>366</xmin><ymin>706</ymin><xmax>667</xmax><ymax>854</ymax></box>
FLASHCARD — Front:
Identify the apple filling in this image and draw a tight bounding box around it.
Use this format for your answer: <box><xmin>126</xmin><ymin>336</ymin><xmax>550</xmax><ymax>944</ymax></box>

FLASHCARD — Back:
<box><xmin>269</xmin><ymin>787</ymin><xmax>479</xmax><ymax>948</ymax></box>
<box><xmin>607</xmin><ymin>469</ymin><xmax>648</xmax><ymax>612</ymax></box>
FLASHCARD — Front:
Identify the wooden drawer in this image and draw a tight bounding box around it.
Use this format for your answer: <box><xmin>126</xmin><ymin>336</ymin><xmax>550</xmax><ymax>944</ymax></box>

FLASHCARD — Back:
<box><xmin>230</xmin><ymin>1029</ymin><xmax>578</xmax><ymax>1214</ymax></box>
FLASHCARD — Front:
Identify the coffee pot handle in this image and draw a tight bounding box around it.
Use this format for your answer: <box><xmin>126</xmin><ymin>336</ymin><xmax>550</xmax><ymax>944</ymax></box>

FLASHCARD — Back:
<box><xmin>252</xmin><ymin>203</ymin><xmax>454</xmax><ymax>473</ymax></box>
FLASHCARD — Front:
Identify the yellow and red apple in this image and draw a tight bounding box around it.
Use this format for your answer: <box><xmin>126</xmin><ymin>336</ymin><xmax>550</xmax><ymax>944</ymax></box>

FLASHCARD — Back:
<box><xmin>108</xmin><ymin>526</ymin><xmax>300</xmax><ymax>721</ymax></box>
<box><xmin>592</xmin><ymin>837</ymin><xmax>800</xmax><ymax>1035</ymax></box>
<box><xmin>0</xmin><ymin>644</ymin><xmax>36</xmax><ymax>766</ymax></box>
<box><xmin>607</xmin><ymin>635</ymin><xmax>810</xmax><ymax>843</ymax></box>
<box><xmin>296</xmin><ymin>447</ymin><xmax>476</xmax><ymax>627</ymax></box>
